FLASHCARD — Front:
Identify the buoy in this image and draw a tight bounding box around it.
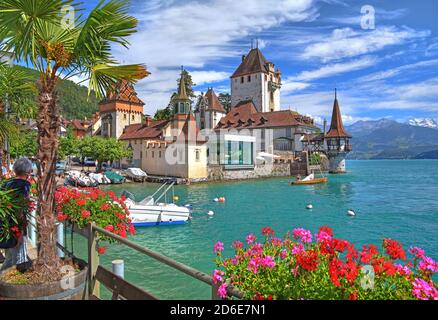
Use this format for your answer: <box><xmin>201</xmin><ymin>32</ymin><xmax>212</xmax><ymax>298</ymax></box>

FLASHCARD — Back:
<box><xmin>306</xmin><ymin>204</ymin><xmax>313</xmax><ymax>210</ymax></box>
<box><xmin>207</xmin><ymin>210</ymin><xmax>214</xmax><ymax>216</ymax></box>
<box><xmin>213</xmin><ymin>198</ymin><xmax>219</xmax><ymax>202</ymax></box>
<box><xmin>218</xmin><ymin>197</ymin><xmax>226</xmax><ymax>203</ymax></box>
<box><xmin>173</xmin><ymin>195</ymin><xmax>179</xmax><ymax>202</ymax></box>
<box><xmin>347</xmin><ymin>209</ymin><xmax>355</xmax><ymax>216</ymax></box>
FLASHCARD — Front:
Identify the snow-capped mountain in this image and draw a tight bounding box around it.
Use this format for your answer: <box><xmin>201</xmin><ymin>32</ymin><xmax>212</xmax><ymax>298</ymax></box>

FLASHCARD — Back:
<box><xmin>407</xmin><ymin>118</ymin><xmax>438</xmax><ymax>130</ymax></box>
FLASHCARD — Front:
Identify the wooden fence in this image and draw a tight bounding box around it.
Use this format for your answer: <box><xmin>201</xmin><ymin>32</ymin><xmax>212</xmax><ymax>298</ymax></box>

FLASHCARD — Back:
<box><xmin>58</xmin><ymin>223</ymin><xmax>244</xmax><ymax>300</ymax></box>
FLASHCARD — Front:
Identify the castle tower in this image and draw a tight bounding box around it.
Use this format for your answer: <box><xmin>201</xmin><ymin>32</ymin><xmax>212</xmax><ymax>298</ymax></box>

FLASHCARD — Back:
<box><xmin>194</xmin><ymin>88</ymin><xmax>227</xmax><ymax>130</ymax></box>
<box><xmin>325</xmin><ymin>90</ymin><xmax>352</xmax><ymax>173</ymax></box>
<box><xmin>99</xmin><ymin>80</ymin><xmax>144</xmax><ymax>139</ymax></box>
<box><xmin>172</xmin><ymin>69</ymin><xmax>192</xmax><ymax>134</ymax></box>
<box><xmin>230</xmin><ymin>48</ymin><xmax>281</xmax><ymax>112</ymax></box>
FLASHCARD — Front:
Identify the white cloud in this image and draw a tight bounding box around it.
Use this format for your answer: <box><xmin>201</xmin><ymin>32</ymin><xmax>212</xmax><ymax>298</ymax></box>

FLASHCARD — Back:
<box><xmin>301</xmin><ymin>26</ymin><xmax>429</xmax><ymax>62</ymax></box>
<box><xmin>190</xmin><ymin>71</ymin><xmax>229</xmax><ymax>86</ymax></box>
<box><xmin>358</xmin><ymin>59</ymin><xmax>438</xmax><ymax>82</ymax></box>
<box><xmin>112</xmin><ymin>0</ymin><xmax>319</xmax><ymax>111</ymax></box>
<box><xmin>292</xmin><ymin>56</ymin><xmax>377</xmax><ymax>81</ymax></box>
<box><xmin>281</xmin><ymin>80</ymin><xmax>311</xmax><ymax>93</ymax></box>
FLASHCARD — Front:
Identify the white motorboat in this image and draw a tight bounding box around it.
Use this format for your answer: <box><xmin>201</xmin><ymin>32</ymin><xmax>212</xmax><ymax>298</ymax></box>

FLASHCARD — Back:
<box><xmin>122</xmin><ymin>182</ymin><xmax>191</xmax><ymax>227</ymax></box>
<box><xmin>126</xmin><ymin>167</ymin><xmax>148</xmax><ymax>182</ymax></box>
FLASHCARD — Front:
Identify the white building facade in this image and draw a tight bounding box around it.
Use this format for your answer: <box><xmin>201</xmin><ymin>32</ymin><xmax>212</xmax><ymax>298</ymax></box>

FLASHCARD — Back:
<box><xmin>230</xmin><ymin>48</ymin><xmax>282</xmax><ymax>113</ymax></box>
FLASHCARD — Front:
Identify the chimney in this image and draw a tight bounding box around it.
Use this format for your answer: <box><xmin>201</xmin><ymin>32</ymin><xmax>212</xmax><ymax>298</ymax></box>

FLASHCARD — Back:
<box><xmin>144</xmin><ymin>116</ymin><xmax>153</xmax><ymax>127</ymax></box>
<box><xmin>242</xmin><ymin>55</ymin><xmax>246</xmax><ymax>62</ymax></box>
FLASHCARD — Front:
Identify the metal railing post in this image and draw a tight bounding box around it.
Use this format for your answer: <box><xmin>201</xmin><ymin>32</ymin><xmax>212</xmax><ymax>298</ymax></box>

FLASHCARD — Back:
<box><xmin>112</xmin><ymin>260</ymin><xmax>125</xmax><ymax>279</ymax></box>
<box><xmin>29</xmin><ymin>209</ymin><xmax>37</xmax><ymax>247</ymax></box>
<box><xmin>56</xmin><ymin>222</ymin><xmax>65</xmax><ymax>258</ymax></box>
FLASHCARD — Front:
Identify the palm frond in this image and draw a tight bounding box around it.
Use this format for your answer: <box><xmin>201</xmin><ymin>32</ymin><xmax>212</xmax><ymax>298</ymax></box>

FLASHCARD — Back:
<box><xmin>0</xmin><ymin>0</ymin><xmax>72</xmax><ymax>65</ymax></box>
<box><xmin>87</xmin><ymin>63</ymin><xmax>149</xmax><ymax>98</ymax></box>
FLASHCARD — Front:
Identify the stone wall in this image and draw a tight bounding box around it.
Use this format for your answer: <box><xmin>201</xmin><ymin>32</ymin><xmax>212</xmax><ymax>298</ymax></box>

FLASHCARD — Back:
<box><xmin>208</xmin><ymin>163</ymin><xmax>290</xmax><ymax>181</ymax></box>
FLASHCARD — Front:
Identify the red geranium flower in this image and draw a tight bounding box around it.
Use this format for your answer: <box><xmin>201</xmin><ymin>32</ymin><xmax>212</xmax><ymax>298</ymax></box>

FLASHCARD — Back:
<box><xmin>261</xmin><ymin>226</ymin><xmax>275</xmax><ymax>237</ymax></box>
<box><xmin>383</xmin><ymin>239</ymin><xmax>406</xmax><ymax>260</ymax></box>
<box><xmin>98</xmin><ymin>246</ymin><xmax>106</xmax><ymax>254</ymax></box>
<box><xmin>296</xmin><ymin>249</ymin><xmax>319</xmax><ymax>272</ymax></box>
<box><xmin>81</xmin><ymin>210</ymin><xmax>90</xmax><ymax>219</ymax></box>
<box><xmin>76</xmin><ymin>199</ymin><xmax>87</xmax><ymax>206</ymax></box>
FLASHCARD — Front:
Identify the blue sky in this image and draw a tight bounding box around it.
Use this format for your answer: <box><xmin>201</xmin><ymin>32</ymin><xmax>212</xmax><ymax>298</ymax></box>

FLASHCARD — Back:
<box><xmin>80</xmin><ymin>0</ymin><xmax>438</xmax><ymax>124</ymax></box>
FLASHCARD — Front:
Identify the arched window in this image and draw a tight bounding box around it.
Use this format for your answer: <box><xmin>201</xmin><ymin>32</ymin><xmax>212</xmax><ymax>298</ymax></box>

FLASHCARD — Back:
<box><xmin>179</xmin><ymin>102</ymin><xmax>184</xmax><ymax>113</ymax></box>
<box><xmin>185</xmin><ymin>102</ymin><xmax>190</xmax><ymax>113</ymax></box>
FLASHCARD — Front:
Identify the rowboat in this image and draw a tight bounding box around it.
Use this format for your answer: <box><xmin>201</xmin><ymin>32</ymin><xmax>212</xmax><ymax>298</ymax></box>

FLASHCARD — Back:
<box><xmin>291</xmin><ymin>177</ymin><xmax>328</xmax><ymax>185</ymax></box>
<box><xmin>290</xmin><ymin>173</ymin><xmax>328</xmax><ymax>185</ymax></box>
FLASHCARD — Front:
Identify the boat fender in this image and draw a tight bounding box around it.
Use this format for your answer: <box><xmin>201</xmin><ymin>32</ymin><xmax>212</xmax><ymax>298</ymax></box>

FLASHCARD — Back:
<box><xmin>347</xmin><ymin>209</ymin><xmax>355</xmax><ymax>216</ymax></box>
<box><xmin>306</xmin><ymin>204</ymin><xmax>313</xmax><ymax>210</ymax></box>
<box><xmin>207</xmin><ymin>210</ymin><xmax>214</xmax><ymax>216</ymax></box>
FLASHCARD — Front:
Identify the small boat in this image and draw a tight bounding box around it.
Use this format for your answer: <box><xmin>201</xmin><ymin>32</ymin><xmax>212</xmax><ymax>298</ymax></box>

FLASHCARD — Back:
<box><xmin>122</xmin><ymin>182</ymin><xmax>191</xmax><ymax>227</ymax></box>
<box><xmin>291</xmin><ymin>173</ymin><xmax>327</xmax><ymax>185</ymax></box>
<box><xmin>104</xmin><ymin>170</ymin><xmax>126</xmax><ymax>184</ymax></box>
<box><xmin>126</xmin><ymin>167</ymin><xmax>148</xmax><ymax>182</ymax></box>
<box><xmin>347</xmin><ymin>209</ymin><xmax>356</xmax><ymax>216</ymax></box>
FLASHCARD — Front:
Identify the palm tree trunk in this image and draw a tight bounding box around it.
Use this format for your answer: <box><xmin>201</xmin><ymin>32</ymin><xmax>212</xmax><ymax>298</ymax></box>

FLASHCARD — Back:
<box><xmin>34</xmin><ymin>76</ymin><xmax>61</xmax><ymax>278</ymax></box>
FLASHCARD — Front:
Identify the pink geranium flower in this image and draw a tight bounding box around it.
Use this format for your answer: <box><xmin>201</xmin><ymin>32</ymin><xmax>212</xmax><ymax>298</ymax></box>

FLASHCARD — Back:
<box><xmin>293</xmin><ymin>228</ymin><xmax>312</xmax><ymax>243</ymax></box>
<box><xmin>214</xmin><ymin>241</ymin><xmax>224</xmax><ymax>253</ymax></box>
<box><xmin>212</xmin><ymin>269</ymin><xmax>224</xmax><ymax>284</ymax></box>
<box><xmin>246</xmin><ymin>233</ymin><xmax>256</xmax><ymax>244</ymax></box>
<box><xmin>412</xmin><ymin>278</ymin><xmax>438</xmax><ymax>300</ymax></box>
<box><xmin>419</xmin><ymin>256</ymin><xmax>438</xmax><ymax>273</ymax></box>
<box><xmin>217</xmin><ymin>283</ymin><xmax>228</xmax><ymax>299</ymax></box>
<box><xmin>409</xmin><ymin>246</ymin><xmax>425</xmax><ymax>259</ymax></box>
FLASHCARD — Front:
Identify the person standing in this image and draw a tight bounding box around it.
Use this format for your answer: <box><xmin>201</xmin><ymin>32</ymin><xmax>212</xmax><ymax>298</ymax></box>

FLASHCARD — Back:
<box><xmin>0</xmin><ymin>157</ymin><xmax>33</xmax><ymax>272</ymax></box>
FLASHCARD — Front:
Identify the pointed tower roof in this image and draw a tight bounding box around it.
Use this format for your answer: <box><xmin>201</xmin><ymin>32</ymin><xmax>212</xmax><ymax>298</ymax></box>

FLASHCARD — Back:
<box><xmin>205</xmin><ymin>88</ymin><xmax>226</xmax><ymax>113</ymax></box>
<box><xmin>100</xmin><ymin>80</ymin><xmax>144</xmax><ymax>106</ymax></box>
<box><xmin>326</xmin><ymin>89</ymin><xmax>352</xmax><ymax>138</ymax></box>
<box><xmin>176</xmin><ymin>69</ymin><xmax>190</xmax><ymax>101</ymax></box>
<box><xmin>231</xmin><ymin>48</ymin><xmax>270</xmax><ymax>78</ymax></box>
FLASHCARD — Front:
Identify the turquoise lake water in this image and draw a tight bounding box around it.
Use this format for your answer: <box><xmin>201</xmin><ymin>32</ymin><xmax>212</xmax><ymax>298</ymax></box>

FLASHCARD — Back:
<box><xmin>72</xmin><ymin>160</ymin><xmax>438</xmax><ymax>299</ymax></box>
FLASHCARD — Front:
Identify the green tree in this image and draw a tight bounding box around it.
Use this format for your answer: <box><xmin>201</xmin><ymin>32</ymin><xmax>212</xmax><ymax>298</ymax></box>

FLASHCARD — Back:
<box><xmin>218</xmin><ymin>92</ymin><xmax>231</xmax><ymax>113</ymax></box>
<box><xmin>169</xmin><ymin>69</ymin><xmax>196</xmax><ymax>106</ymax></box>
<box><xmin>0</xmin><ymin>0</ymin><xmax>149</xmax><ymax>278</ymax></box>
<box><xmin>154</xmin><ymin>107</ymin><xmax>172</xmax><ymax>120</ymax></box>
<box><xmin>92</xmin><ymin>137</ymin><xmax>132</xmax><ymax>171</ymax></box>
<box><xmin>0</xmin><ymin>64</ymin><xmax>36</xmax><ymax>173</ymax></box>
<box><xmin>9</xmin><ymin>129</ymin><xmax>38</xmax><ymax>159</ymax></box>
<box><xmin>59</xmin><ymin>128</ymin><xmax>79</xmax><ymax>160</ymax></box>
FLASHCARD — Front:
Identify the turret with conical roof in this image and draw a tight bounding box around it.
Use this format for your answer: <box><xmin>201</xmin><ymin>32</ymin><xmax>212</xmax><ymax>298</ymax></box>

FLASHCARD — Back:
<box><xmin>325</xmin><ymin>89</ymin><xmax>352</xmax><ymax>173</ymax></box>
<box><xmin>326</xmin><ymin>89</ymin><xmax>351</xmax><ymax>139</ymax></box>
<box><xmin>173</xmin><ymin>68</ymin><xmax>191</xmax><ymax>115</ymax></box>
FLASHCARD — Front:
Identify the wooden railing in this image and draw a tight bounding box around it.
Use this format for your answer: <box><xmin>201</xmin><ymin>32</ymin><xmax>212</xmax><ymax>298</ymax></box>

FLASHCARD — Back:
<box><xmin>59</xmin><ymin>223</ymin><xmax>244</xmax><ymax>300</ymax></box>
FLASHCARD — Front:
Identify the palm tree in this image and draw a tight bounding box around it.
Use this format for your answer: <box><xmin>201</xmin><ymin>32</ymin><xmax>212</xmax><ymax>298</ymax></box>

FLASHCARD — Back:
<box><xmin>0</xmin><ymin>0</ymin><xmax>149</xmax><ymax>280</ymax></box>
<box><xmin>0</xmin><ymin>63</ymin><xmax>36</xmax><ymax>174</ymax></box>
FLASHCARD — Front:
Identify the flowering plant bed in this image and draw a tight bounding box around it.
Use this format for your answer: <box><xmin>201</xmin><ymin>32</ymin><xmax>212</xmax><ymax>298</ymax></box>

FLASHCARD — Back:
<box><xmin>213</xmin><ymin>226</ymin><xmax>437</xmax><ymax>300</ymax></box>
<box><xmin>55</xmin><ymin>186</ymin><xmax>135</xmax><ymax>254</ymax></box>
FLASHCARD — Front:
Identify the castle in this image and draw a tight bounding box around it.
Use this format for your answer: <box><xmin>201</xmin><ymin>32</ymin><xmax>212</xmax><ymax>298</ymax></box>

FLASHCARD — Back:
<box><xmin>92</xmin><ymin>47</ymin><xmax>352</xmax><ymax>179</ymax></box>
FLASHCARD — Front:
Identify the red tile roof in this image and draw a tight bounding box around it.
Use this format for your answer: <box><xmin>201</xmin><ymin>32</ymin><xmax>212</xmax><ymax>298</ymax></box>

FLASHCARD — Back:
<box><xmin>326</xmin><ymin>94</ymin><xmax>352</xmax><ymax>138</ymax></box>
<box><xmin>69</xmin><ymin>119</ymin><xmax>92</xmax><ymax>131</ymax></box>
<box><xmin>119</xmin><ymin>120</ymin><xmax>169</xmax><ymax>140</ymax></box>
<box><xmin>231</xmin><ymin>48</ymin><xmax>270</xmax><ymax>78</ymax></box>
<box><xmin>204</xmin><ymin>88</ymin><xmax>226</xmax><ymax>113</ymax></box>
<box><xmin>100</xmin><ymin>80</ymin><xmax>145</xmax><ymax>106</ymax></box>
<box><xmin>216</xmin><ymin>100</ymin><xmax>315</xmax><ymax>130</ymax></box>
